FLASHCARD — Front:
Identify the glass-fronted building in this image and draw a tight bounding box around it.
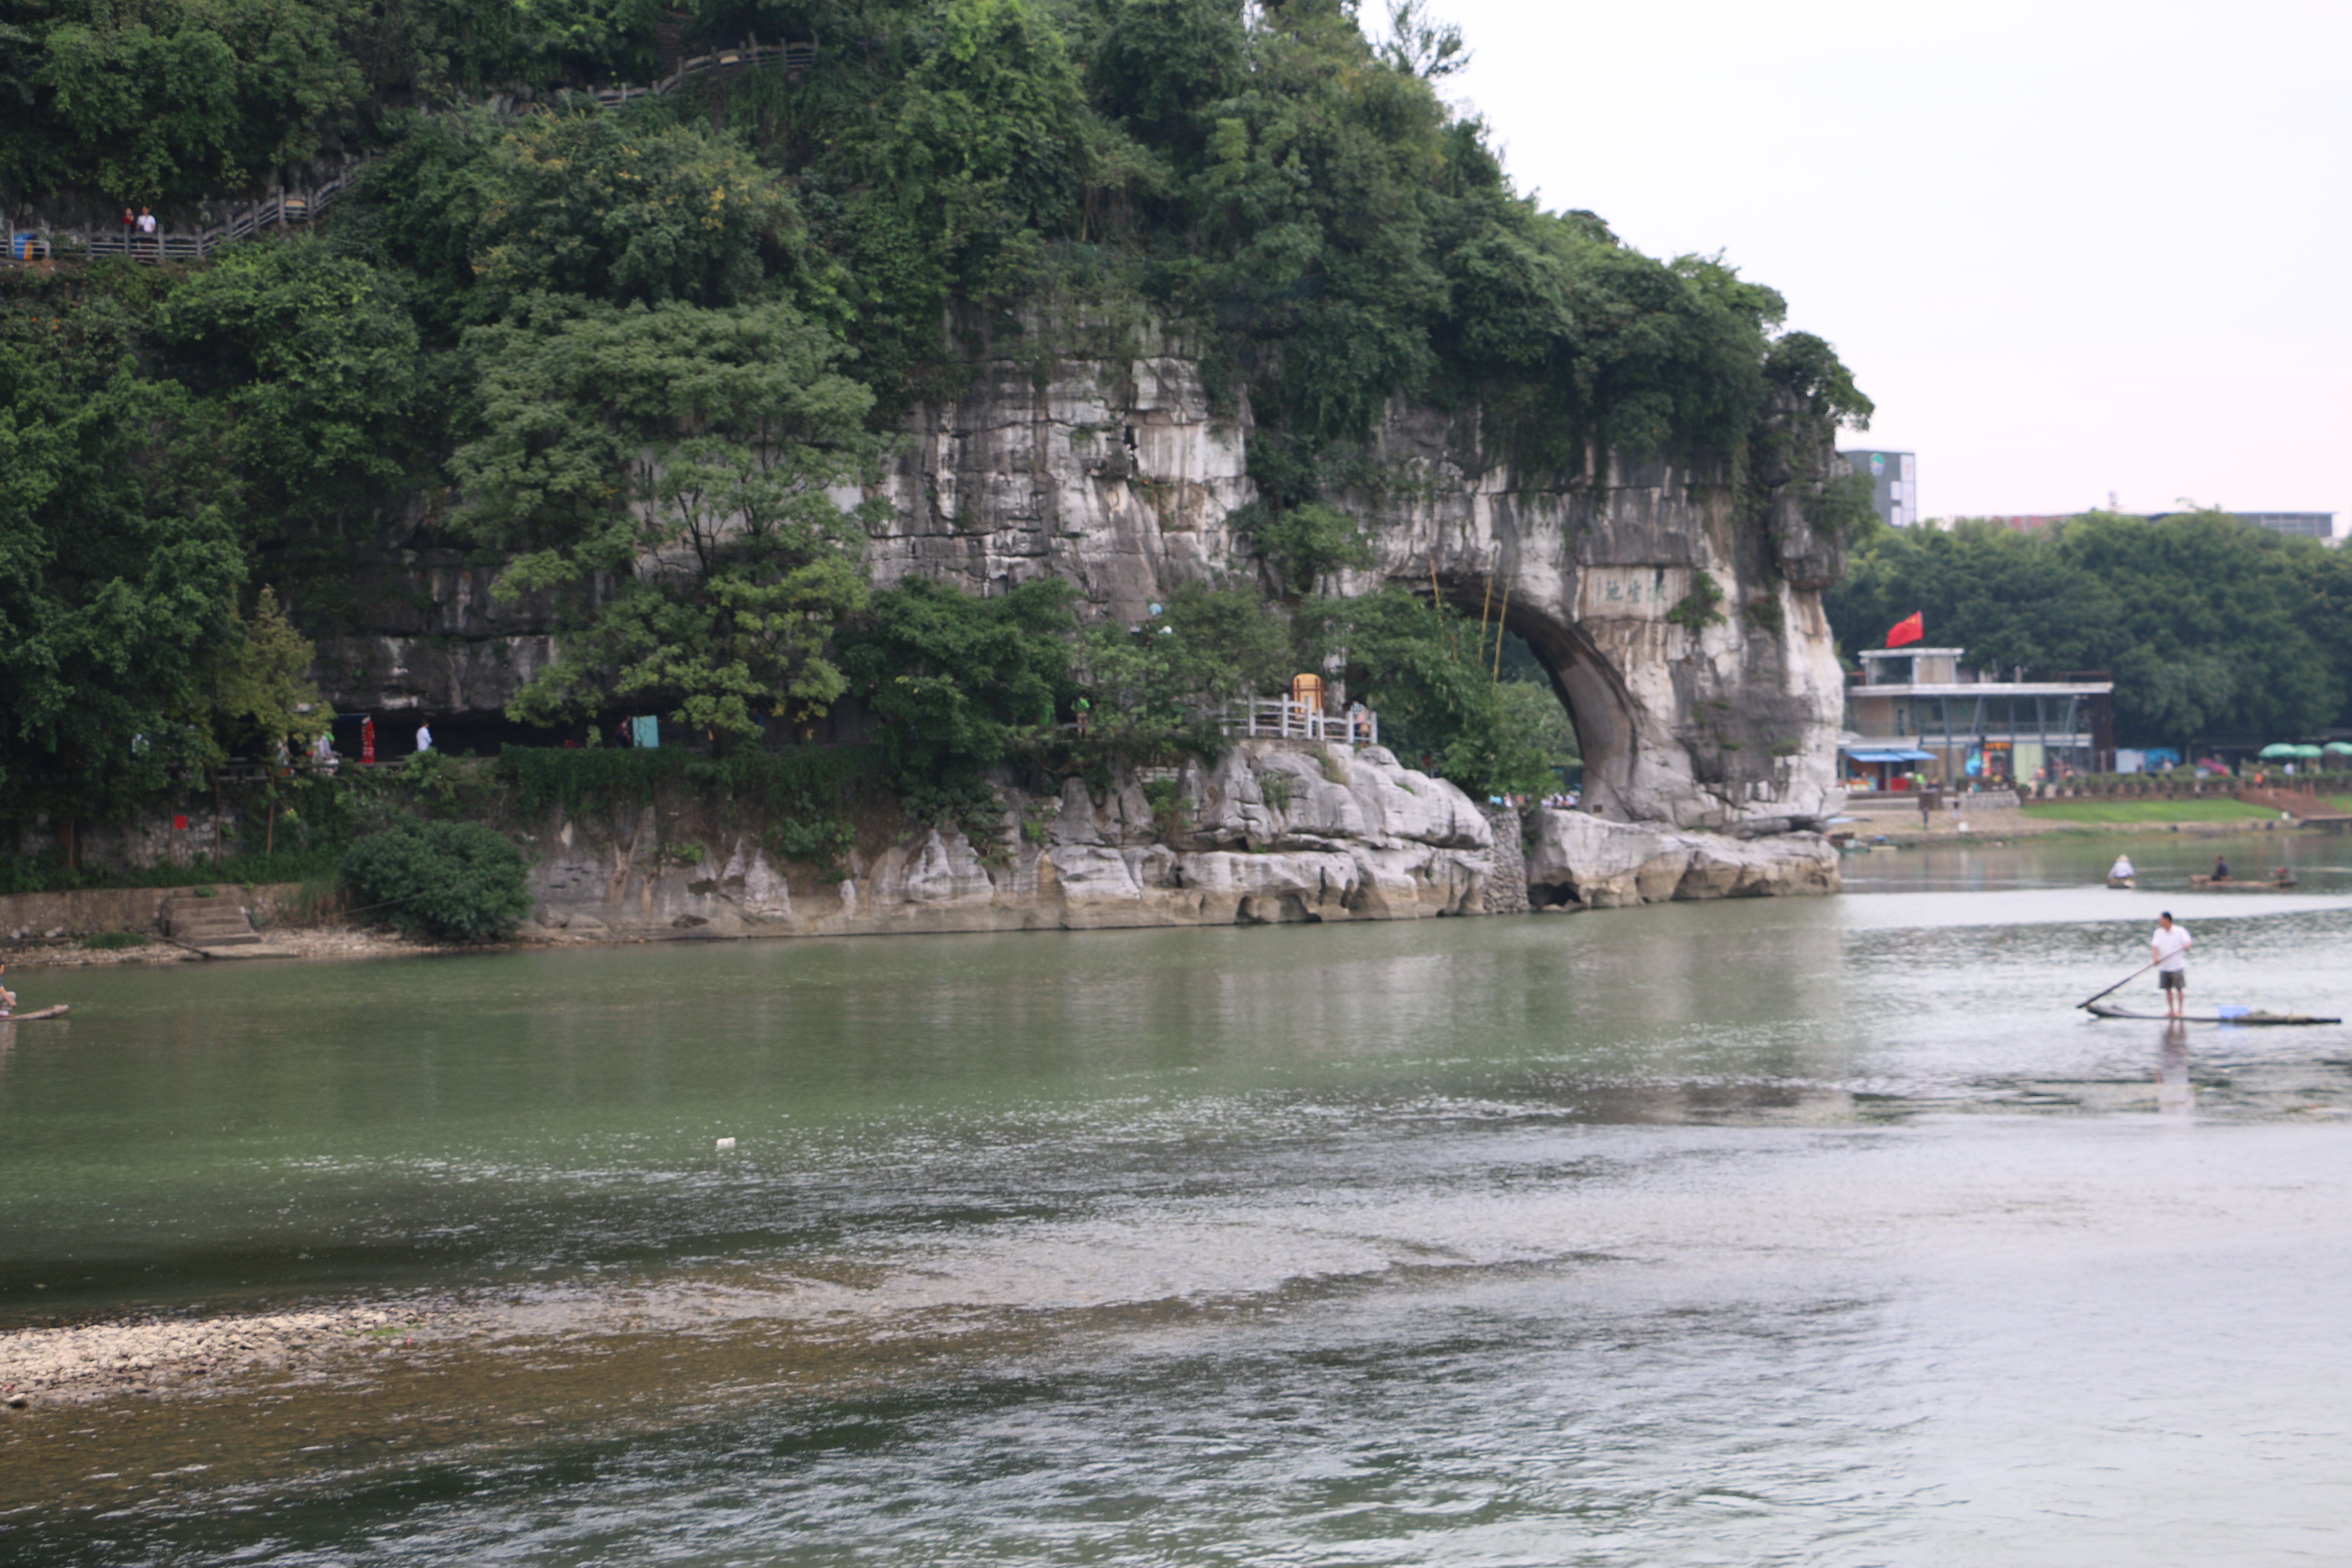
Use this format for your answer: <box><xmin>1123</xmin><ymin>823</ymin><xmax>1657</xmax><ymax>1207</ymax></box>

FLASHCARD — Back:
<box><xmin>1842</xmin><ymin>648</ymin><xmax>2114</xmax><ymax>789</ymax></box>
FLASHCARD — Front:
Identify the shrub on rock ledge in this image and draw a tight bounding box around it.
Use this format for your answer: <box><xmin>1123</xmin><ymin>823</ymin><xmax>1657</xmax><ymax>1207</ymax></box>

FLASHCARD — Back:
<box><xmin>340</xmin><ymin>818</ymin><xmax>532</xmax><ymax>943</ymax></box>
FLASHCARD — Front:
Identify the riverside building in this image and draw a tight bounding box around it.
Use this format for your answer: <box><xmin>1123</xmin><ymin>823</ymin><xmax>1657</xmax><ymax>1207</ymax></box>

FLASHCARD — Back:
<box><xmin>1841</xmin><ymin>647</ymin><xmax>2113</xmax><ymax>791</ymax></box>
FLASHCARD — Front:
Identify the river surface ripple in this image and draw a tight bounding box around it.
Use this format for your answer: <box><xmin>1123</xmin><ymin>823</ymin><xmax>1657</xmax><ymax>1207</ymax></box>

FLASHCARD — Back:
<box><xmin>2</xmin><ymin>832</ymin><xmax>2348</xmax><ymax>1565</ymax></box>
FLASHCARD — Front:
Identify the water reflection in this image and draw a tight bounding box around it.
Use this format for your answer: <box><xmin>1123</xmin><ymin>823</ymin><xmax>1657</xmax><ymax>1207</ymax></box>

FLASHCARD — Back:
<box><xmin>2159</xmin><ymin>1022</ymin><xmax>2194</xmax><ymax>1115</ymax></box>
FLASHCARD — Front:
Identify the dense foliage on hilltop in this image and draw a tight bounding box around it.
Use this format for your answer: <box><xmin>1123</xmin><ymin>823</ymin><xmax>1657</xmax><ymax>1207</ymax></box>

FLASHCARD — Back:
<box><xmin>3</xmin><ymin>0</ymin><xmax>1868</xmax><ymax>843</ymax></box>
<box><xmin>1825</xmin><ymin>512</ymin><xmax>2352</xmax><ymax>750</ymax></box>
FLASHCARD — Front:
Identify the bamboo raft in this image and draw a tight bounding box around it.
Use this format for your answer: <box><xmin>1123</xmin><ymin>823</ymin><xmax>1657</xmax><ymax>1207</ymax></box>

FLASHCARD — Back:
<box><xmin>2085</xmin><ymin>999</ymin><xmax>2338</xmax><ymax>1025</ymax></box>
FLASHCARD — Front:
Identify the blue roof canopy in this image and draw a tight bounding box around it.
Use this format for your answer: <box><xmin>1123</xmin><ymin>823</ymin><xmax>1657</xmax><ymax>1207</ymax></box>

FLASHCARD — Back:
<box><xmin>1842</xmin><ymin>747</ymin><xmax>1936</xmax><ymax>763</ymax></box>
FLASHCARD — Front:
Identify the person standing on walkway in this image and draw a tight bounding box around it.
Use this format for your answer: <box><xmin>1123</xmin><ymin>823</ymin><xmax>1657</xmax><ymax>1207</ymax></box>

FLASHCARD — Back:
<box><xmin>135</xmin><ymin>206</ymin><xmax>158</xmax><ymax>260</ymax></box>
<box><xmin>415</xmin><ymin>721</ymin><xmax>433</xmax><ymax>754</ymax></box>
<box><xmin>2151</xmin><ymin>913</ymin><xmax>2193</xmax><ymax>1020</ymax></box>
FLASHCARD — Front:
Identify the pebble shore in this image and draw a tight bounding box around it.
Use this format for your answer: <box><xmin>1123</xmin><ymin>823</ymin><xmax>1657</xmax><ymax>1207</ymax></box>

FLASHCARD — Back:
<box><xmin>0</xmin><ymin>1303</ymin><xmax>475</xmax><ymax>1407</ymax></box>
<box><xmin>6</xmin><ymin>926</ymin><xmax>467</xmax><ymax>970</ymax></box>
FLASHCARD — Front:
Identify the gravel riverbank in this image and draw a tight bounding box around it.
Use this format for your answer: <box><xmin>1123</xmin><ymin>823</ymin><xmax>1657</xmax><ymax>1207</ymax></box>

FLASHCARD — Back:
<box><xmin>0</xmin><ymin>1302</ymin><xmax>491</xmax><ymax>1408</ymax></box>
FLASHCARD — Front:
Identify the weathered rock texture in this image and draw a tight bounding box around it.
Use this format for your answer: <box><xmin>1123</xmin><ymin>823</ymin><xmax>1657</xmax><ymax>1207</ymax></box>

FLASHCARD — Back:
<box><xmin>1524</xmin><ymin>809</ymin><xmax>1840</xmax><ymax>910</ymax></box>
<box><xmin>857</xmin><ymin>318</ymin><xmax>1850</xmax><ymax>835</ymax></box>
<box><xmin>528</xmin><ymin>740</ymin><xmax>1493</xmax><ymax>937</ymax></box>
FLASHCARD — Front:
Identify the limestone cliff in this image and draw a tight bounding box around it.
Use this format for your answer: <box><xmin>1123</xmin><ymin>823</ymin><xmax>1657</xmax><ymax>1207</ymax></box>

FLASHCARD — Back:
<box><xmin>859</xmin><ymin>321</ymin><xmax>1849</xmax><ymax>836</ymax></box>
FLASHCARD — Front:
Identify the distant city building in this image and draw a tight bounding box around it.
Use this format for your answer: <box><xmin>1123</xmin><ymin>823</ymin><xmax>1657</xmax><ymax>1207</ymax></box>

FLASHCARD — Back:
<box><xmin>1838</xmin><ymin>450</ymin><xmax>1917</xmax><ymax>527</ymax></box>
<box><xmin>2154</xmin><ymin>511</ymin><xmax>2335</xmax><ymax>539</ymax></box>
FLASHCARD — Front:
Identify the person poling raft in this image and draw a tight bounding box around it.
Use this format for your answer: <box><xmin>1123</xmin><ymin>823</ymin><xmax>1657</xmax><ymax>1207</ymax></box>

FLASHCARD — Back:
<box><xmin>2073</xmin><ymin>915</ymin><xmax>2339</xmax><ymax>1024</ymax></box>
<box><xmin>0</xmin><ymin>962</ymin><xmax>69</xmax><ymax>1023</ymax></box>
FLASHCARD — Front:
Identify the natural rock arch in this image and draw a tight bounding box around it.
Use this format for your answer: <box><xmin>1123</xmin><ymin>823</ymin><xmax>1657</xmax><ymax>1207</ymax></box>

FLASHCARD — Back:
<box><xmin>857</xmin><ymin>332</ymin><xmax>1852</xmax><ymax>833</ymax></box>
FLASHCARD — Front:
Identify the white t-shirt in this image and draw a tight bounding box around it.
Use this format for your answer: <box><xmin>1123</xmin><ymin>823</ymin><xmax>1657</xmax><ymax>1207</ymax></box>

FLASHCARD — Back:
<box><xmin>2110</xmin><ymin>857</ymin><xmax>2134</xmax><ymax>877</ymax></box>
<box><xmin>136</xmin><ymin>212</ymin><xmax>157</xmax><ymax>234</ymax></box>
<box><xmin>2152</xmin><ymin>923</ymin><xmax>2192</xmax><ymax>972</ymax></box>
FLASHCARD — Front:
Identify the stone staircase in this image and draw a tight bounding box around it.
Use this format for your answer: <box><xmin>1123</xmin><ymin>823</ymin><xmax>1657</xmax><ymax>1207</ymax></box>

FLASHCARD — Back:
<box><xmin>163</xmin><ymin>894</ymin><xmax>266</xmax><ymax>953</ymax></box>
<box><xmin>2237</xmin><ymin>786</ymin><xmax>2352</xmax><ymax>828</ymax></box>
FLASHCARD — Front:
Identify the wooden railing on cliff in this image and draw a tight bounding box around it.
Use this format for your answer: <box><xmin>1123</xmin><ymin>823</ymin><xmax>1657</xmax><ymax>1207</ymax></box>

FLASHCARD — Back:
<box><xmin>7</xmin><ymin>38</ymin><xmax>818</xmax><ymax>264</ymax></box>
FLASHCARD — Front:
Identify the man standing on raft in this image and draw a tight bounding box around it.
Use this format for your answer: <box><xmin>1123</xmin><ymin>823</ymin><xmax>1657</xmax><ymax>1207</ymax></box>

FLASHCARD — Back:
<box><xmin>2151</xmin><ymin>913</ymin><xmax>2193</xmax><ymax>1020</ymax></box>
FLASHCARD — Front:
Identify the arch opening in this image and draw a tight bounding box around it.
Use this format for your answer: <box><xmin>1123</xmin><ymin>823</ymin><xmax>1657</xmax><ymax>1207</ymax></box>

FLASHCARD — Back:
<box><xmin>1420</xmin><ymin>581</ymin><xmax>1642</xmax><ymax>818</ymax></box>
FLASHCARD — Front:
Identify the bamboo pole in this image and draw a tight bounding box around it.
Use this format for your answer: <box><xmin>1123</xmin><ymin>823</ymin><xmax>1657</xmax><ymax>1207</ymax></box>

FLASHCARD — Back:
<box><xmin>1427</xmin><ymin>554</ymin><xmax>1455</xmax><ymax>662</ymax></box>
<box><xmin>1492</xmin><ymin>564</ymin><xmax>1516</xmax><ymax>683</ymax></box>
<box><xmin>1475</xmin><ymin>569</ymin><xmax>1495</xmax><ymax>673</ymax></box>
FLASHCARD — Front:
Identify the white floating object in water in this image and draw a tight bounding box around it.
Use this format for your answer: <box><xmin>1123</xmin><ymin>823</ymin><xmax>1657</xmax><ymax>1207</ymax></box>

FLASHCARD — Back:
<box><xmin>715</xmin><ymin>1136</ymin><xmax>736</xmax><ymax>1152</ymax></box>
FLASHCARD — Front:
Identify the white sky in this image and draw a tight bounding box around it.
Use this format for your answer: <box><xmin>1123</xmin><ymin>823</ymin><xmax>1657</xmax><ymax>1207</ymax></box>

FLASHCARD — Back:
<box><xmin>1430</xmin><ymin>0</ymin><xmax>2352</xmax><ymax>532</ymax></box>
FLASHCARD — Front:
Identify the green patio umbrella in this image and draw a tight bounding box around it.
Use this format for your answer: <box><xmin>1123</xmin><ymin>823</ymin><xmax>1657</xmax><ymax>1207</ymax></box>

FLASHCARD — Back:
<box><xmin>2258</xmin><ymin>742</ymin><xmax>2301</xmax><ymax>759</ymax></box>
<box><xmin>2324</xmin><ymin>742</ymin><xmax>2352</xmax><ymax>756</ymax></box>
<box><xmin>2291</xmin><ymin>744</ymin><xmax>2325</xmax><ymax>759</ymax></box>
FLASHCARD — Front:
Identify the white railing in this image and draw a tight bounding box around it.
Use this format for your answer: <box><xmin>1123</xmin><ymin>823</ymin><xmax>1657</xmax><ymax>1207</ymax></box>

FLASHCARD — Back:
<box><xmin>1222</xmin><ymin>699</ymin><xmax>1378</xmax><ymax>747</ymax></box>
<box><xmin>9</xmin><ymin>37</ymin><xmax>818</xmax><ymax>263</ymax></box>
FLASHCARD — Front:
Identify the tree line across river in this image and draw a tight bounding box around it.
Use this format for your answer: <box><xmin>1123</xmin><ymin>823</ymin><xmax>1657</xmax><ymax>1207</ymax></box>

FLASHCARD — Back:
<box><xmin>1823</xmin><ymin>510</ymin><xmax>2352</xmax><ymax>754</ymax></box>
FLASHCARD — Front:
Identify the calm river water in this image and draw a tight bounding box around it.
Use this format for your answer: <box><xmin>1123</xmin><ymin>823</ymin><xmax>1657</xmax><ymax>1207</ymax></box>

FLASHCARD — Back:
<box><xmin>3</xmin><ymin>830</ymin><xmax>2349</xmax><ymax>1565</ymax></box>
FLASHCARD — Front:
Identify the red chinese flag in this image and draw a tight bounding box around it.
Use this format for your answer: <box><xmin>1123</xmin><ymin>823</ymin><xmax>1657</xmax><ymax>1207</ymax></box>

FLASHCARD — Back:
<box><xmin>1886</xmin><ymin>611</ymin><xmax>1924</xmax><ymax>648</ymax></box>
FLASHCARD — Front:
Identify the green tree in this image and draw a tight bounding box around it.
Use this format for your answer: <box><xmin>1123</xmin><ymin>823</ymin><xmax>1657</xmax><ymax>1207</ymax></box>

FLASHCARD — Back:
<box><xmin>0</xmin><ymin>325</ymin><xmax>245</xmax><ymax>822</ymax></box>
<box><xmin>453</xmin><ymin>295</ymin><xmax>882</xmax><ymax>745</ymax></box>
<box><xmin>154</xmin><ymin>235</ymin><xmax>423</xmax><ymax>536</ymax></box>
<box><xmin>17</xmin><ymin>0</ymin><xmax>371</xmax><ymax>201</ymax></box>
<box><xmin>340</xmin><ymin>816</ymin><xmax>533</xmax><ymax>941</ymax></box>
<box><xmin>1245</xmin><ymin>499</ymin><xmax>1372</xmax><ymax>598</ymax></box>
<box><xmin>196</xmin><ymin>586</ymin><xmax>331</xmax><ymax>757</ymax></box>
<box><xmin>1300</xmin><ymin>588</ymin><xmax>1554</xmax><ymax>796</ymax></box>
<box><xmin>841</xmin><ymin>575</ymin><xmax>1079</xmax><ymax>778</ymax></box>
<box><xmin>1073</xmin><ymin>582</ymin><xmax>1295</xmax><ymax>758</ymax></box>
<box><xmin>360</xmin><ymin>110</ymin><xmax>812</xmax><ymax>330</ymax></box>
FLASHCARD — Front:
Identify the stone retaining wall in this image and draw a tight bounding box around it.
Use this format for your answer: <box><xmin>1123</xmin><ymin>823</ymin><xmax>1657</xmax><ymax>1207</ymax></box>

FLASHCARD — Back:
<box><xmin>1</xmin><ymin>884</ymin><xmax>306</xmax><ymax>943</ymax></box>
<box><xmin>1479</xmin><ymin>805</ymin><xmax>1530</xmax><ymax>914</ymax></box>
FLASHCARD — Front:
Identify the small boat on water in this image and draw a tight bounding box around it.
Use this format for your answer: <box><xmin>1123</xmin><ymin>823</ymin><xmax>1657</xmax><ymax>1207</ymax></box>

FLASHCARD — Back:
<box><xmin>2106</xmin><ymin>875</ymin><xmax>2135</xmax><ymax>888</ymax></box>
<box><xmin>2085</xmin><ymin>999</ymin><xmax>2339</xmax><ymax>1025</ymax></box>
<box><xmin>2189</xmin><ymin>874</ymin><xmax>2298</xmax><ymax>890</ymax></box>
<box><xmin>0</xmin><ymin>1004</ymin><xmax>69</xmax><ymax>1022</ymax></box>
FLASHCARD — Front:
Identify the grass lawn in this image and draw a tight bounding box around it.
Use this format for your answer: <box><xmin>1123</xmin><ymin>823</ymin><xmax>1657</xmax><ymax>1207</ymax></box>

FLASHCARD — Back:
<box><xmin>2019</xmin><ymin>798</ymin><xmax>2282</xmax><ymax>825</ymax></box>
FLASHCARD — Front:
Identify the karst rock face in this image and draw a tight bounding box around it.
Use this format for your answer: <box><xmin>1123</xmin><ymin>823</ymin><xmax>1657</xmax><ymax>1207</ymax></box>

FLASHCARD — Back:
<box><xmin>323</xmin><ymin>316</ymin><xmax>1851</xmax><ymax>836</ymax></box>
<box><xmin>863</xmin><ymin>319</ymin><xmax>1851</xmax><ymax>835</ymax></box>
